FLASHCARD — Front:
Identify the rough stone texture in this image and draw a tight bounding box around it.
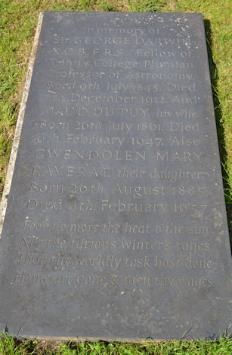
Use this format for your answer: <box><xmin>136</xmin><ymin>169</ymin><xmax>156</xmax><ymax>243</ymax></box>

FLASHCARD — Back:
<box><xmin>0</xmin><ymin>12</ymin><xmax>231</xmax><ymax>340</ymax></box>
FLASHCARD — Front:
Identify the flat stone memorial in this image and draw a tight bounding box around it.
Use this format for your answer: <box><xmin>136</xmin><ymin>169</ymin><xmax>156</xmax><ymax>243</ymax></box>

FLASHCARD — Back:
<box><xmin>0</xmin><ymin>12</ymin><xmax>232</xmax><ymax>340</ymax></box>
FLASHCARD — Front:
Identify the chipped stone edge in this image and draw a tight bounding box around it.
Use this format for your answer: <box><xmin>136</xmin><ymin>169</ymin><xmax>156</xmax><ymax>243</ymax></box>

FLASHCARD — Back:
<box><xmin>15</xmin><ymin>335</ymin><xmax>165</xmax><ymax>343</ymax></box>
<box><xmin>0</xmin><ymin>12</ymin><xmax>44</xmax><ymax>238</ymax></box>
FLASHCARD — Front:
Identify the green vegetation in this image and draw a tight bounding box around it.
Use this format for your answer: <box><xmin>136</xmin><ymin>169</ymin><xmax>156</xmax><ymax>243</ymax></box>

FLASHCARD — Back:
<box><xmin>1</xmin><ymin>333</ymin><xmax>232</xmax><ymax>354</ymax></box>
<box><xmin>0</xmin><ymin>0</ymin><xmax>232</xmax><ymax>353</ymax></box>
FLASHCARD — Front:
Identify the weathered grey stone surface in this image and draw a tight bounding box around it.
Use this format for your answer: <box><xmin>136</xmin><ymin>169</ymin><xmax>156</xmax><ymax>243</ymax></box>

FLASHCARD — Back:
<box><xmin>0</xmin><ymin>12</ymin><xmax>231</xmax><ymax>340</ymax></box>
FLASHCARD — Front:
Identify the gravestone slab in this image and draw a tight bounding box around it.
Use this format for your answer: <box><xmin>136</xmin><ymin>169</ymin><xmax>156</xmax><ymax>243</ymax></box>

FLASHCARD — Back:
<box><xmin>0</xmin><ymin>12</ymin><xmax>231</xmax><ymax>340</ymax></box>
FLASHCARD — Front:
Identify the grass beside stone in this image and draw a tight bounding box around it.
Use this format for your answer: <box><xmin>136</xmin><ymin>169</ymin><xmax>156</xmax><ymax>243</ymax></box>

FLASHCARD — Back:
<box><xmin>1</xmin><ymin>334</ymin><xmax>232</xmax><ymax>354</ymax></box>
<box><xmin>0</xmin><ymin>0</ymin><xmax>232</xmax><ymax>353</ymax></box>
